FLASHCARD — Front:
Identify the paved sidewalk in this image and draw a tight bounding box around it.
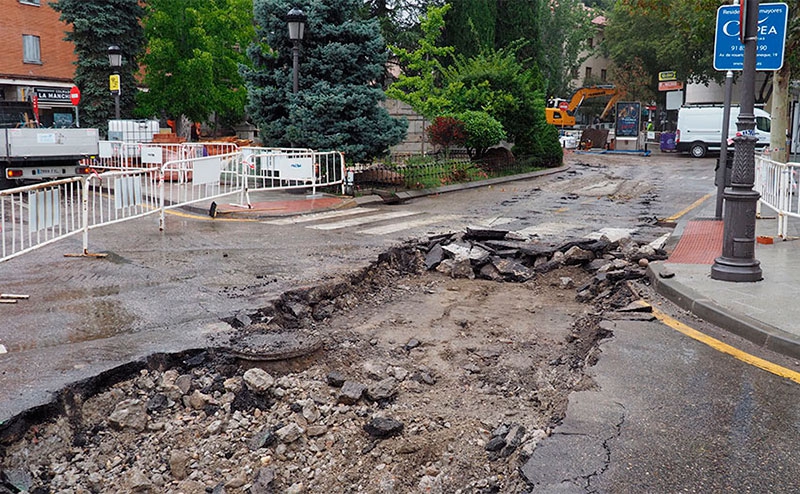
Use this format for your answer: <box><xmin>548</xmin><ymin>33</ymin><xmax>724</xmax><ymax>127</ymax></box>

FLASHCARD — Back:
<box><xmin>648</xmin><ymin>197</ymin><xmax>800</xmax><ymax>359</ymax></box>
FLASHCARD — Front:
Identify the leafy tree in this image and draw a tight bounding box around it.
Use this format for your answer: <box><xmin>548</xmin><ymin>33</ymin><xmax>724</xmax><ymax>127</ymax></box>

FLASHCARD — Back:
<box><xmin>388</xmin><ymin>6</ymin><xmax>562</xmax><ymax>166</ymax></box>
<box><xmin>385</xmin><ymin>4</ymin><xmax>454</xmax><ymax>118</ymax></box>
<box><xmin>537</xmin><ymin>0</ymin><xmax>596</xmax><ymax>98</ymax></box>
<box><xmin>360</xmin><ymin>0</ymin><xmax>444</xmax><ymax>50</ymax></box>
<box><xmin>426</xmin><ymin>116</ymin><xmax>465</xmax><ymax>158</ymax></box>
<box><xmin>137</xmin><ymin>0</ymin><xmax>254</xmax><ymax>137</ymax></box>
<box><xmin>244</xmin><ymin>0</ymin><xmax>406</xmax><ymax>162</ymax></box>
<box><xmin>495</xmin><ymin>1</ymin><xmax>541</xmax><ymax>71</ymax></box>
<box><xmin>50</xmin><ymin>0</ymin><xmax>145</xmax><ymax>131</ymax></box>
<box><xmin>456</xmin><ymin>110</ymin><xmax>505</xmax><ymax>159</ymax></box>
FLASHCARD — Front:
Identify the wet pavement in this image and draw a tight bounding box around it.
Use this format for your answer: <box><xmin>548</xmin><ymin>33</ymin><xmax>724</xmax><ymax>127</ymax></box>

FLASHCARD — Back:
<box><xmin>649</xmin><ymin>195</ymin><xmax>800</xmax><ymax>359</ymax></box>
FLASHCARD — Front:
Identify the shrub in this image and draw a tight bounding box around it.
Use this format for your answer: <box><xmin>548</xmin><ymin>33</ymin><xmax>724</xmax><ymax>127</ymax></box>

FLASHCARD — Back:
<box><xmin>456</xmin><ymin>110</ymin><xmax>506</xmax><ymax>159</ymax></box>
<box><xmin>427</xmin><ymin>116</ymin><xmax>466</xmax><ymax>158</ymax></box>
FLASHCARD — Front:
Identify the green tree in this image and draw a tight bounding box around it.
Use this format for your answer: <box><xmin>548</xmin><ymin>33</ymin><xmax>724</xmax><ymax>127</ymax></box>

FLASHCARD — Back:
<box><xmin>137</xmin><ymin>0</ymin><xmax>254</xmax><ymax>136</ymax></box>
<box><xmin>360</xmin><ymin>0</ymin><xmax>444</xmax><ymax>50</ymax></box>
<box><xmin>537</xmin><ymin>0</ymin><xmax>596</xmax><ymax>98</ymax></box>
<box><xmin>385</xmin><ymin>4</ymin><xmax>454</xmax><ymax>118</ymax></box>
<box><xmin>442</xmin><ymin>0</ymin><xmax>496</xmax><ymax>59</ymax></box>
<box><xmin>244</xmin><ymin>0</ymin><xmax>406</xmax><ymax>162</ymax></box>
<box><xmin>50</xmin><ymin>0</ymin><xmax>145</xmax><ymax>131</ymax></box>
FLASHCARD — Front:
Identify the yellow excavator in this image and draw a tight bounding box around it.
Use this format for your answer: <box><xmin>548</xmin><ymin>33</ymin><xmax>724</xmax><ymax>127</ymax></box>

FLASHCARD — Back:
<box><xmin>546</xmin><ymin>85</ymin><xmax>621</xmax><ymax>127</ymax></box>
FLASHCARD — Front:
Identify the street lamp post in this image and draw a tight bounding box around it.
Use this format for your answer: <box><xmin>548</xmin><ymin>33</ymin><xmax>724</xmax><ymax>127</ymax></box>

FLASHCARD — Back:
<box><xmin>107</xmin><ymin>45</ymin><xmax>122</xmax><ymax>120</ymax></box>
<box><xmin>710</xmin><ymin>0</ymin><xmax>762</xmax><ymax>282</ymax></box>
<box><xmin>286</xmin><ymin>7</ymin><xmax>307</xmax><ymax>94</ymax></box>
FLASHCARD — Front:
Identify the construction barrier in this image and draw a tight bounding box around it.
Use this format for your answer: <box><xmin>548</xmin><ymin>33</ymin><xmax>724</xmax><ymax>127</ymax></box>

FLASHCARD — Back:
<box><xmin>0</xmin><ymin>144</ymin><xmax>346</xmax><ymax>262</ymax></box>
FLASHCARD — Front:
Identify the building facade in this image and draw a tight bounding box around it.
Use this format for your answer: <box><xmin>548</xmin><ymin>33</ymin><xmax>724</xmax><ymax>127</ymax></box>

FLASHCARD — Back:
<box><xmin>0</xmin><ymin>0</ymin><xmax>77</xmax><ymax>127</ymax></box>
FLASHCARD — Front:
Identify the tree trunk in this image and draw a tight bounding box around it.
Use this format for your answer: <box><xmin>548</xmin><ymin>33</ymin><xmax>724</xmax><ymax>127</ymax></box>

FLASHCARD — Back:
<box><xmin>770</xmin><ymin>65</ymin><xmax>790</xmax><ymax>163</ymax></box>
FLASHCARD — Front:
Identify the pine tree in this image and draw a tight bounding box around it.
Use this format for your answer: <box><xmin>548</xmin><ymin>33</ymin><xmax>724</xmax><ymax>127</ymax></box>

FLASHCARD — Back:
<box><xmin>50</xmin><ymin>0</ymin><xmax>145</xmax><ymax>131</ymax></box>
<box><xmin>244</xmin><ymin>0</ymin><xmax>406</xmax><ymax>161</ymax></box>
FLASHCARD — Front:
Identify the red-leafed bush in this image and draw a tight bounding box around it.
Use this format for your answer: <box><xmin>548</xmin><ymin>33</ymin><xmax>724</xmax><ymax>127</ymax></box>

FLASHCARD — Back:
<box><xmin>426</xmin><ymin>116</ymin><xmax>466</xmax><ymax>158</ymax></box>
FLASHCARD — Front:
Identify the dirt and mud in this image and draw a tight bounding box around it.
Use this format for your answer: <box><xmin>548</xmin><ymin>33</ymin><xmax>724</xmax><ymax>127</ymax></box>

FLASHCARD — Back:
<box><xmin>0</xmin><ymin>228</ymin><xmax>661</xmax><ymax>494</ymax></box>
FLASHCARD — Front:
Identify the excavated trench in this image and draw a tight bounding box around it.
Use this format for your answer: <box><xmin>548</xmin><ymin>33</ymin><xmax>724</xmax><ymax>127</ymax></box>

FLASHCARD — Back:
<box><xmin>0</xmin><ymin>230</ymin><xmax>664</xmax><ymax>493</ymax></box>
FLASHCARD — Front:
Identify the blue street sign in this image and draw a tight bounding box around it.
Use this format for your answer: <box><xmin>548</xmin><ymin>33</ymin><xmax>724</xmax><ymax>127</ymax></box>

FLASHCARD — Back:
<box><xmin>713</xmin><ymin>2</ymin><xmax>788</xmax><ymax>71</ymax></box>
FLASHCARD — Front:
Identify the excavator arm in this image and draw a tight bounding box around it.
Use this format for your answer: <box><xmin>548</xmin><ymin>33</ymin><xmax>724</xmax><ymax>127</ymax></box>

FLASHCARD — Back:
<box><xmin>546</xmin><ymin>85</ymin><xmax>619</xmax><ymax>127</ymax></box>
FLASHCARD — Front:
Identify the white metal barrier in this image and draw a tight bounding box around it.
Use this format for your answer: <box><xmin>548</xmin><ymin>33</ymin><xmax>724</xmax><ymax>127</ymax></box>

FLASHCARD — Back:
<box><xmin>0</xmin><ymin>178</ymin><xmax>86</xmax><ymax>261</ymax></box>
<box><xmin>1</xmin><ymin>146</ymin><xmax>346</xmax><ymax>262</ymax></box>
<box><xmin>87</xmin><ymin>141</ymin><xmax>240</xmax><ymax>170</ymax></box>
<box><xmin>755</xmin><ymin>154</ymin><xmax>800</xmax><ymax>238</ymax></box>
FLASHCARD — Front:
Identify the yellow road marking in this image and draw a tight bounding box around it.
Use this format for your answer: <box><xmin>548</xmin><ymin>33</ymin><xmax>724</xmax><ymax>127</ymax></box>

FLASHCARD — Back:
<box><xmin>663</xmin><ymin>192</ymin><xmax>713</xmax><ymax>222</ymax></box>
<box><xmin>646</xmin><ymin>302</ymin><xmax>800</xmax><ymax>384</ymax></box>
<box><xmin>164</xmin><ymin>209</ymin><xmax>258</xmax><ymax>222</ymax></box>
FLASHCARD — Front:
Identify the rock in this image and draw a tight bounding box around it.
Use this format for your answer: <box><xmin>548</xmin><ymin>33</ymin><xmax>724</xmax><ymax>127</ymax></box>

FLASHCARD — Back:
<box><xmin>363</xmin><ymin>360</ymin><xmax>385</xmax><ymax>379</ymax></box>
<box><xmin>326</xmin><ymin>370</ymin><xmax>346</xmax><ymax>388</ymax></box>
<box><xmin>484</xmin><ymin>436</ymin><xmax>506</xmax><ymax>452</ymax></box>
<box><xmin>442</xmin><ymin>242</ymin><xmax>472</xmax><ymax>260</ymax></box>
<box><xmin>127</xmin><ymin>468</ymin><xmax>154</xmax><ymax>493</ymax></box>
<box><xmin>659</xmin><ymin>267</ymin><xmax>675</xmax><ymax>279</ymax></box>
<box><xmin>425</xmin><ymin>243</ymin><xmax>445</xmax><ymax>270</ymax></box>
<box><xmin>302</xmin><ymin>401</ymin><xmax>321</xmax><ymax>423</ymax></box>
<box><xmin>249</xmin><ymin>428</ymin><xmax>277</xmax><ymax>450</ymax></box>
<box><xmin>499</xmin><ymin>423</ymin><xmax>526</xmax><ymax>457</ymax></box>
<box><xmin>306</xmin><ymin>425</ymin><xmax>328</xmax><ymax>437</ymax></box>
<box><xmin>243</xmin><ymin>368</ymin><xmax>275</xmax><ymax>393</ymax></box>
<box><xmin>463</xmin><ymin>363</ymin><xmax>481</xmax><ymax>374</ymax></box>
<box><xmin>169</xmin><ymin>451</ymin><xmax>190</xmax><ymax>480</ymax></box>
<box><xmin>492</xmin><ymin>258</ymin><xmax>535</xmax><ymax>281</ymax></box>
<box><xmin>108</xmin><ymin>399</ymin><xmax>148</xmax><ymax>432</ymax></box>
<box><xmin>276</xmin><ymin>423</ymin><xmax>304</xmax><ymax>443</ymax></box>
<box><xmin>234</xmin><ymin>311</ymin><xmax>252</xmax><ymax>327</ymax></box>
<box><xmin>563</xmin><ymin>246</ymin><xmax>595</xmax><ymax>264</ymax></box>
<box><xmin>187</xmin><ymin>390</ymin><xmax>212</xmax><ymax>410</ymax></box>
<box><xmin>638</xmin><ymin>258</ymin><xmax>650</xmax><ymax>268</ymax></box>
<box><xmin>364</xmin><ymin>417</ymin><xmax>404</xmax><ymax>438</ymax></box>
<box><xmin>286</xmin><ymin>482</ymin><xmax>305</xmax><ymax>494</ymax></box>
<box><xmin>405</xmin><ymin>338</ymin><xmax>421</xmax><ymax>351</ymax></box>
<box><xmin>559</xmin><ymin>277</ymin><xmax>575</xmax><ymax>289</ymax></box>
<box><xmin>449</xmin><ymin>258</ymin><xmax>475</xmax><ymax>279</ymax></box>
<box><xmin>367</xmin><ymin>377</ymin><xmax>399</xmax><ymax>401</ymax></box>
<box><xmin>174</xmin><ymin>374</ymin><xmax>192</xmax><ymax>395</ymax></box>
<box><xmin>339</xmin><ymin>381</ymin><xmax>367</xmax><ymax>404</ymax></box>
<box><xmin>478</xmin><ymin>263</ymin><xmax>504</xmax><ymax>281</ymax></box>
<box><xmin>250</xmin><ymin>468</ymin><xmax>275</xmax><ymax>494</ymax></box>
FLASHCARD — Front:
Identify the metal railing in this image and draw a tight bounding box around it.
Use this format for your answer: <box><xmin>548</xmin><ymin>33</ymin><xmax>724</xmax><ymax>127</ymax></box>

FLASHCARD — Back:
<box><xmin>1</xmin><ymin>145</ymin><xmax>346</xmax><ymax>262</ymax></box>
<box><xmin>755</xmin><ymin>153</ymin><xmax>800</xmax><ymax>238</ymax></box>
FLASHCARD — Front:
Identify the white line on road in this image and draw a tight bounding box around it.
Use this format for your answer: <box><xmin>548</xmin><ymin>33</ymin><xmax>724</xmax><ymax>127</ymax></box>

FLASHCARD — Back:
<box><xmin>358</xmin><ymin>215</ymin><xmax>459</xmax><ymax>235</ymax></box>
<box><xmin>262</xmin><ymin>208</ymin><xmax>377</xmax><ymax>225</ymax></box>
<box><xmin>308</xmin><ymin>211</ymin><xmax>421</xmax><ymax>230</ymax></box>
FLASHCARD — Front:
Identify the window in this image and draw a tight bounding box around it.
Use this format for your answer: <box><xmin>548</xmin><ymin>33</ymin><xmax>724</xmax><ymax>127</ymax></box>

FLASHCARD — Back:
<box><xmin>19</xmin><ymin>0</ymin><xmax>40</xmax><ymax>5</ymax></box>
<box><xmin>585</xmin><ymin>67</ymin><xmax>592</xmax><ymax>80</ymax></box>
<box><xmin>23</xmin><ymin>35</ymin><xmax>41</xmax><ymax>64</ymax></box>
<box><xmin>601</xmin><ymin>69</ymin><xmax>607</xmax><ymax>82</ymax></box>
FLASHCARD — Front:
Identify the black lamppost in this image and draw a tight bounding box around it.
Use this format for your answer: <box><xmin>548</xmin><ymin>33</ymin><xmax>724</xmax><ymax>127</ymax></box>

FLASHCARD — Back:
<box><xmin>286</xmin><ymin>7</ymin><xmax>307</xmax><ymax>94</ymax></box>
<box><xmin>711</xmin><ymin>0</ymin><xmax>762</xmax><ymax>282</ymax></box>
<box><xmin>107</xmin><ymin>45</ymin><xmax>122</xmax><ymax>120</ymax></box>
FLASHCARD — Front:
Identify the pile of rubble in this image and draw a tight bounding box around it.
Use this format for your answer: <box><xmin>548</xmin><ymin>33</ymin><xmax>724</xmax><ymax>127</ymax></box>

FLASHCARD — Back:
<box><xmin>0</xmin><ymin>228</ymin><xmax>667</xmax><ymax>494</ymax></box>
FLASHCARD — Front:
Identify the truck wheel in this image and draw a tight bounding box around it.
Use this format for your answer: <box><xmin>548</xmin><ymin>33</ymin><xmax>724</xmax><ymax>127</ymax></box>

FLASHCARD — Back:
<box><xmin>690</xmin><ymin>142</ymin><xmax>707</xmax><ymax>158</ymax></box>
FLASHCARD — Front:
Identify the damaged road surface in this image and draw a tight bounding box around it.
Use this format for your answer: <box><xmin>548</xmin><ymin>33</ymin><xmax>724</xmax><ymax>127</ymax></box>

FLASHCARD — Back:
<box><xmin>1</xmin><ymin>228</ymin><xmax>664</xmax><ymax>493</ymax></box>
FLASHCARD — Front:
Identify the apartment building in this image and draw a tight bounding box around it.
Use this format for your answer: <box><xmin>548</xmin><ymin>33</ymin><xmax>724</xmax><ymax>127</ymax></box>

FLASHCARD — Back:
<box><xmin>0</xmin><ymin>0</ymin><xmax>77</xmax><ymax>127</ymax></box>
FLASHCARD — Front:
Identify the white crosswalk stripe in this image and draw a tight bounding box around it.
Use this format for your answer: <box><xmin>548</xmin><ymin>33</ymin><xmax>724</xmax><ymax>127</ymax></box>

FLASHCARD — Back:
<box><xmin>308</xmin><ymin>210</ymin><xmax>421</xmax><ymax>230</ymax></box>
<box><xmin>262</xmin><ymin>208</ymin><xmax>378</xmax><ymax>225</ymax></box>
<box><xmin>358</xmin><ymin>215</ymin><xmax>460</xmax><ymax>235</ymax></box>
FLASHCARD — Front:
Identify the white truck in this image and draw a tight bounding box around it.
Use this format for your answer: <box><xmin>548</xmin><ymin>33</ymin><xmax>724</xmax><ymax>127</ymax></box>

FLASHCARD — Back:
<box><xmin>1</xmin><ymin>127</ymin><xmax>100</xmax><ymax>189</ymax></box>
<box><xmin>675</xmin><ymin>106</ymin><xmax>771</xmax><ymax>158</ymax></box>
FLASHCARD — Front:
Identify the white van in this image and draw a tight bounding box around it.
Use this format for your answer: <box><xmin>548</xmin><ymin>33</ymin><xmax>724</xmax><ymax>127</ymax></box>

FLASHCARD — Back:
<box><xmin>675</xmin><ymin>106</ymin><xmax>771</xmax><ymax>158</ymax></box>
